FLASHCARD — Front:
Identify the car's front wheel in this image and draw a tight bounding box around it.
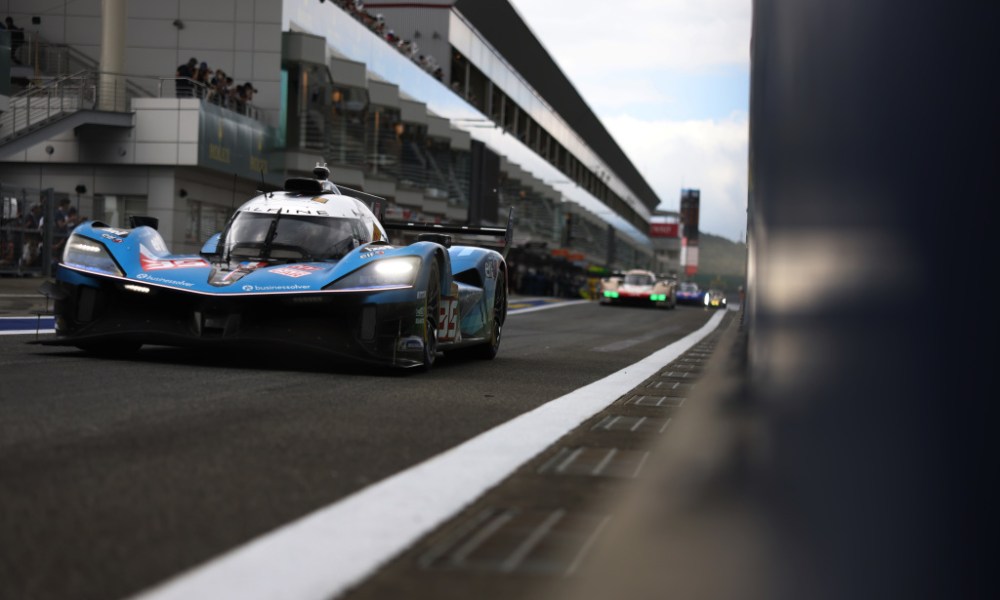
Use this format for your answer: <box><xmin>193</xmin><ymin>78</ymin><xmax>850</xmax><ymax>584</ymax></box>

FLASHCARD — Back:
<box><xmin>474</xmin><ymin>270</ymin><xmax>506</xmax><ymax>360</ymax></box>
<box><xmin>420</xmin><ymin>260</ymin><xmax>441</xmax><ymax>370</ymax></box>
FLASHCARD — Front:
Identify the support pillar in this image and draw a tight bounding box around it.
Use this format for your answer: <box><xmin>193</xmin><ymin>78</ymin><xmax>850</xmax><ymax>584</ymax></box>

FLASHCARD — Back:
<box><xmin>99</xmin><ymin>0</ymin><xmax>127</xmax><ymax>112</ymax></box>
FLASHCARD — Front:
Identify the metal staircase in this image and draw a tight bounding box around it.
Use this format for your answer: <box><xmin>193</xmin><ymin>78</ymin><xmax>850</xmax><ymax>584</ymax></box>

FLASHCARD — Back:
<box><xmin>0</xmin><ymin>71</ymin><xmax>136</xmax><ymax>157</ymax></box>
<box><xmin>1</xmin><ymin>32</ymin><xmax>155</xmax><ymax>158</ymax></box>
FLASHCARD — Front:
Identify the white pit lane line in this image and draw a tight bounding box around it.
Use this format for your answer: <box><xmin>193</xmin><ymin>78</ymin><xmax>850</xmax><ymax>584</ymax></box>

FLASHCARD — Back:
<box><xmin>507</xmin><ymin>298</ymin><xmax>590</xmax><ymax>315</ymax></box>
<box><xmin>131</xmin><ymin>310</ymin><xmax>727</xmax><ymax>600</ymax></box>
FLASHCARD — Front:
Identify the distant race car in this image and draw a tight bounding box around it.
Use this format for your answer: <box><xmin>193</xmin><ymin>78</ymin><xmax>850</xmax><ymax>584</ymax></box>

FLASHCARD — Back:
<box><xmin>675</xmin><ymin>281</ymin><xmax>704</xmax><ymax>305</ymax></box>
<box><xmin>39</xmin><ymin>164</ymin><xmax>511</xmax><ymax>370</ymax></box>
<box><xmin>704</xmin><ymin>289</ymin><xmax>728</xmax><ymax>309</ymax></box>
<box><xmin>599</xmin><ymin>269</ymin><xmax>676</xmax><ymax>309</ymax></box>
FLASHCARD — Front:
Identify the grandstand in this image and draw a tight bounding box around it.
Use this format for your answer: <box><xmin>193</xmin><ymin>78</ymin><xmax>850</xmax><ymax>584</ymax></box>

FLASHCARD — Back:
<box><xmin>0</xmin><ymin>0</ymin><xmax>674</xmax><ymax>283</ymax></box>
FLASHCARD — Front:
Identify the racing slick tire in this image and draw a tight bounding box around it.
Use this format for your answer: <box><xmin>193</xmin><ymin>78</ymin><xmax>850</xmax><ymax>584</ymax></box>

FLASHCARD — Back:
<box><xmin>420</xmin><ymin>260</ymin><xmax>441</xmax><ymax>370</ymax></box>
<box><xmin>473</xmin><ymin>270</ymin><xmax>506</xmax><ymax>360</ymax></box>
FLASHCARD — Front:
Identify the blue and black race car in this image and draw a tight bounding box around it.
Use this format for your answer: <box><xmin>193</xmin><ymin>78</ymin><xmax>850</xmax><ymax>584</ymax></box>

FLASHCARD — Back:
<box><xmin>675</xmin><ymin>281</ymin><xmax>704</xmax><ymax>306</ymax></box>
<box><xmin>39</xmin><ymin>164</ymin><xmax>511</xmax><ymax>370</ymax></box>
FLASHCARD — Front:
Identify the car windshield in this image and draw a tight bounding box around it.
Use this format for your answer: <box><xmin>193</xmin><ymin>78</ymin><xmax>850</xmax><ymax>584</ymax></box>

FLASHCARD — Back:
<box><xmin>224</xmin><ymin>212</ymin><xmax>370</xmax><ymax>261</ymax></box>
<box><xmin>680</xmin><ymin>283</ymin><xmax>699</xmax><ymax>292</ymax></box>
<box><xmin>624</xmin><ymin>273</ymin><xmax>655</xmax><ymax>286</ymax></box>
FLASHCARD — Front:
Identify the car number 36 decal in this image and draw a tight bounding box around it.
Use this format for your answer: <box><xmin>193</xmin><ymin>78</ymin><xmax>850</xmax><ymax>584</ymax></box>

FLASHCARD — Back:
<box><xmin>438</xmin><ymin>297</ymin><xmax>461</xmax><ymax>343</ymax></box>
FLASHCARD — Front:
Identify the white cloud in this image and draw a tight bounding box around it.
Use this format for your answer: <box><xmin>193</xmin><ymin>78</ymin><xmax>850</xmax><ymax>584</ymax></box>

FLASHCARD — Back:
<box><xmin>511</xmin><ymin>0</ymin><xmax>752</xmax><ymax>73</ymax></box>
<box><xmin>575</xmin><ymin>78</ymin><xmax>677</xmax><ymax>112</ymax></box>
<box><xmin>603</xmin><ymin>112</ymin><xmax>749</xmax><ymax>241</ymax></box>
<box><xmin>507</xmin><ymin>0</ymin><xmax>752</xmax><ymax>241</ymax></box>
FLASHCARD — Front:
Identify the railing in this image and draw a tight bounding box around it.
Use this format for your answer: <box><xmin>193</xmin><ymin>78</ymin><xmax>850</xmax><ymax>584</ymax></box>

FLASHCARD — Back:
<box><xmin>0</xmin><ymin>70</ymin><xmax>145</xmax><ymax>143</ymax></box>
<box><xmin>14</xmin><ymin>33</ymin><xmax>95</xmax><ymax>78</ymax></box>
<box><xmin>0</xmin><ymin>71</ymin><xmax>98</xmax><ymax>142</ymax></box>
<box><xmin>10</xmin><ymin>33</ymin><xmax>154</xmax><ymax>99</ymax></box>
<box><xmin>157</xmin><ymin>77</ymin><xmax>261</xmax><ymax>121</ymax></box>
<box><xmin>9</xmin><ymin>30</ymin><xmax>264</xmax><ymax>122</ymax></box>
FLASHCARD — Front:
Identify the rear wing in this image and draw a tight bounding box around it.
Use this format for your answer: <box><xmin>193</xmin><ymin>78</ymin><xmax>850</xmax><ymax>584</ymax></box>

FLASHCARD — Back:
<box><xmin>383</xmin><ymin>207</ymin><xmax>515</xmax><ymax>259</ymax></box>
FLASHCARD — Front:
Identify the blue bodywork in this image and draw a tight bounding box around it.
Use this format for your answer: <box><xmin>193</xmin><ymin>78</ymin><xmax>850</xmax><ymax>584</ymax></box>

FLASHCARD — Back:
<box><xmin>42</xmin><ymin>179</ymin><xmax>511</xmax><ymax>370</ymax></box>
<box><xmin>675</xmin><ymin>283</ymin><xmax>704</xmax><ymax>306</ymax></box>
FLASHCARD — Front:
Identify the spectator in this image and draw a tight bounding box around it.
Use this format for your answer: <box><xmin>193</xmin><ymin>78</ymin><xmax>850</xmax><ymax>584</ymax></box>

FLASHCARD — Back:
<box><xmin>54</xmin><ymin>198</ymin><xmax>70</xmax><ymax>233</ymax></box>
<box><xmin>208</xmin><ymin>68</ymin><xmax>225</xmax><ymax>105</ymax></box>
<box><xmin>22</xmin><ymin>204</ymin><xmax>40</xmax><ymax>231</ymax></box>
<box><xmin>17</xmin><ymin>204</ymin><xmax>42</xmax><ymax>269</ymax></box>
<box><xmin>175</xmin><ymin>57</ymin><xmax>198</xmax><ymax>98</ymax></box>
<box><xmin>5</xmin><ymin>17</ymin><xmax>24</xmax><ymax>65</ymax></box>
<box><xmin>329</xmin><ymin>2</ymin><xmax>446</xmax><ymax>88</ymax></box>
<box><xmin>243</xmin><ymin>82</ymin><xmax>258</xmax><ymax>104</ymax></box>
<box><xmin>66</xmin><ymin>207</ymin><xmax>82</xmax><ymax>231</ymax></box>
<box><xmin>19</xmin><ymin>235</ymin><xmax>40</xmax><ymax>269</ymax></box>
<box><xmin>38</xmin><ymin>198</ymin><xmax>69</xmax><ymax>232</ymax></box>
<box><xmin>194</xmin><ymin>62</ymin><xmax>211</xmax><ymax>98</ymax></box>
<box><xmin>233</xmin><ymin>84</ymin><xmax>248</xmax><ymax>114</ymax></box>
<box><xmin>223</xmin><ymin>77</ymin><xmax>235</xmax><ymax>107</ymax></box>
<box><xmin>41</xmin><ymin>198</ymin><xmax>72</xmax><ymax>258</ymax></box>
<box><xmin>0</xmin><ymin>237</ymin><xmax>12</xmax><ymax>267</ymax></box>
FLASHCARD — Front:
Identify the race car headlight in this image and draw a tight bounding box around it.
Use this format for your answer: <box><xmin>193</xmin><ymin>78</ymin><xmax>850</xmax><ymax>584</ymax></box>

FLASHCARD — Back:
<box><xmin>704</xmin><ymin>294</ymin><xmax>710</xmax><ymax>306</ymax></box>
<box><xmin>62</xmin><ymin>234</ymin><xmax>123</xmax><ymax>276</ymax></box>
<box><xmin>326</xmin><ymin>257</ymin><xmax>420</xmax><ymax>291</ymax></box>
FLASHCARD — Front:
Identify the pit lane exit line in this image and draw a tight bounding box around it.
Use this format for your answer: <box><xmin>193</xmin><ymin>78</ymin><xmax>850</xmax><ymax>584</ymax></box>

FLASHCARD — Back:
<box><xmin>129</xmin><ymin>310</ymin><xmax>726</xmax><ymax>600</ymax></box>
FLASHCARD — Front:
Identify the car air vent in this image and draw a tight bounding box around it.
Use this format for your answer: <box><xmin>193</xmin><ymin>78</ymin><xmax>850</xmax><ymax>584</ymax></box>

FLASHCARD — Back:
<box><xmin>283</xmin><ymin>178</ymin><xmax>324</xmax><ymax>194</ymax></box>
<box><xmin>453</xmin><ymin>268</ymin><xmax>482</xmax><ymax>287</ymax></box>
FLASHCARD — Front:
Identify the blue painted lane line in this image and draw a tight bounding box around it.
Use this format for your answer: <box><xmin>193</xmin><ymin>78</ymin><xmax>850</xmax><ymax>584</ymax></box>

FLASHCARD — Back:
<box><xmin>0</xmin><ymin>316</ymin><xmax>55</xmax><ymax>335</ymax></box>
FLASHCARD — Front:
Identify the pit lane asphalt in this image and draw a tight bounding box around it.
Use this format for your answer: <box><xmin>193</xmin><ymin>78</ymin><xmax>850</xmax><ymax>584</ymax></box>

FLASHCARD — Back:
<box><xmin>0</xmin><ymin>277</ymin><xmax>720</xmax><ymax>600</ymax></box>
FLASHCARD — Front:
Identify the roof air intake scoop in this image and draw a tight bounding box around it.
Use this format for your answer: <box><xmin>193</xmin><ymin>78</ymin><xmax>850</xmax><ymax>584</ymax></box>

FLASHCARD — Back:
<box><xmin>313</xmin><ymin>162</ymin><xmax>330</xmax><ymax>181</ymax></box>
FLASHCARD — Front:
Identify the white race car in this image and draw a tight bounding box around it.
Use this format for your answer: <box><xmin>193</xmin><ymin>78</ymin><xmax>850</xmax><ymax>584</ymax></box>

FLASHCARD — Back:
<box><xmin>599</xmin><ymin>269</ymin><xmax>677</xmax><ymax>309</ymax></box>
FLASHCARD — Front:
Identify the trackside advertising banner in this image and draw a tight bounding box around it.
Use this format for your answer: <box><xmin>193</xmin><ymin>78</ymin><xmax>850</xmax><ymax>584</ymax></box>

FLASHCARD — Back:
<box><xmin>650</xmin><ymin>222</ymin><xmax>679</xmax><ymax>237</ymax></box>
<box><xmin>198</xmin><ymin>103</ymin><xmax>282</xmax><ymax>185</ymax></box>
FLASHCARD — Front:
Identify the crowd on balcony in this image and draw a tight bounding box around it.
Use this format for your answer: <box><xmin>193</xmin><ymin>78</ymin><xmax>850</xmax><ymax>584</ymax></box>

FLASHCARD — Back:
<box><xmin>173</xmin><ymin>57</ymin><xmax>257</xmax><ymax>117</ymax></box>
<box><xmin>332</xmin><ymin>1</ymin><xmax>445</xmax><ymax>81</ymax></box>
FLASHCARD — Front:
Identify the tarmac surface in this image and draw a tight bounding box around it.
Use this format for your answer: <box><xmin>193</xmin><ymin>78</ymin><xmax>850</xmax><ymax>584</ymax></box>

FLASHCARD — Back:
<box><xmin>0</xmin><ymin>277</ymin><xmax>756</xmax><ymax>600</ymax></box>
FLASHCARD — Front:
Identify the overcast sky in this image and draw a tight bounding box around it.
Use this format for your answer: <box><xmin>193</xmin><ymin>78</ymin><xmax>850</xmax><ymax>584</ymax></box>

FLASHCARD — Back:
<box><xmin>507</xmin><ymin>0</ymin><xmax>752</xmax><ymax>243</ymax></box>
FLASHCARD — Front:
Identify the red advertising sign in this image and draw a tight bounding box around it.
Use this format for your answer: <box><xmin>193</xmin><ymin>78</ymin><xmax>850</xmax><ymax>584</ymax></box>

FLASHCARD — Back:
<box><xmin>650</xmin><ymin>222</ymin><xmax>679</xmax><ymax>238</ymax></box>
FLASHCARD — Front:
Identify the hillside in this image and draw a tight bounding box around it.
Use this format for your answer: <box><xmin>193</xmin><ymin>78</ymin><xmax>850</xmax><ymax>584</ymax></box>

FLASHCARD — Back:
<box><xmin>689</xmin><ymin>232</ymin><xmax>747</xmax><ymax>291</ymax></box>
